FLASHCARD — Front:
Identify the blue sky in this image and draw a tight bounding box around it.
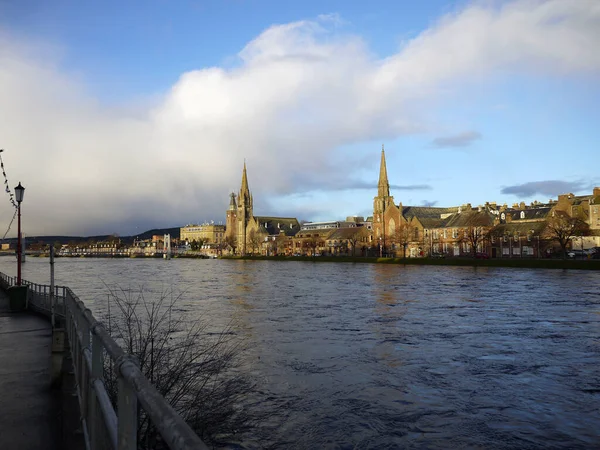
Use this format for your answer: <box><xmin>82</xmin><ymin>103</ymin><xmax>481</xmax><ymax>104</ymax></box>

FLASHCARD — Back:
<box><xmin>1</xmin><ymin>0</ymin><xmax>599</xmax><ymax>236</ymax></box>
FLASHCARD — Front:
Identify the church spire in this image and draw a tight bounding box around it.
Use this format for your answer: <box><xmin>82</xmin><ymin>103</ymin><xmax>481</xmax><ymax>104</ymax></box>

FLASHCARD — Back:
<box><xmin>378</xmin><ymin>144</ymin><xmax>390</xmax><ymax>198</ymax></box>
<box><xmin>240</xmin><ymin>160</ymin><xmax>250</xmax><ymax>198</ymax></box>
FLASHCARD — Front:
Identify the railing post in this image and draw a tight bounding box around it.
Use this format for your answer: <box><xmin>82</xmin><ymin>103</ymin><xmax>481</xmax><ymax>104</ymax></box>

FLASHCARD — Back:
<box><xmin>89</xmin><ymin>332</ymin><xmax>104</xmax><ymax>450</ymax></box>
<box><xmin>50</xmin><ymin>245</ymin><xmax>55</xmax><ymax>327</ymax></box>
<box><xmin>118</xmin><ymin>370</ymin><xmax>138</xmax><ymax>450</ymax></box>
<box><xmin>80</xmin><ymin>318</ymin><xmax>91</xmax><ymax>424</ymax></box>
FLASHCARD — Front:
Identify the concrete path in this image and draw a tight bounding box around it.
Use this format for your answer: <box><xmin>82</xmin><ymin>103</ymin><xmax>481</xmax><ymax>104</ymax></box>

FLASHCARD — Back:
<box><xmin>0</xmin><ymin>289</ymin><xmax>60</xmax><ymax>450</ymax></box>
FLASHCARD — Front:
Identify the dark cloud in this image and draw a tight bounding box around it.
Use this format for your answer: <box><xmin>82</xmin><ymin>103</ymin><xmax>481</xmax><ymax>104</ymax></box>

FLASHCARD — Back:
<box><xmin>501</xmin><ymin>180</ymin><xmax>586</xmax><ymax>197</ymax></box>
<box><xmin>431</xmin><ymin>131</ymin><xmax>482</xmax><ymax>148</ymax></box>
<box><xmin>421</xmin><ymin>200</ymin><xmax>438</xmax><ymax>207</ymax></box>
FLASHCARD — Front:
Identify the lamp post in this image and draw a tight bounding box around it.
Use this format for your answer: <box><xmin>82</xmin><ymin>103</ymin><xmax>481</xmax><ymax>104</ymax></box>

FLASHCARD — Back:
<box><xmin>15</xmin><ymin>182</ymin><xmax>25</xmax><ymax>286</ymax></box>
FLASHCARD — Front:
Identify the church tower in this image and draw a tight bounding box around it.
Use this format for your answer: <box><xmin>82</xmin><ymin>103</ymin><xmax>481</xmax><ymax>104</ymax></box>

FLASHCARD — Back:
<box><xmin>373</xmin><ymin>145</ymin><xmax>394</xmax><ymax>217</ymax></box>
<box><xmin>373</xmin><ymin>145</ymin><xmax>395</xmax><ymax>253</ymax></box>
<box><xmin>236</xmin><ymin>162</ymin><xmax>253</xmax><ymax>255</ymax></box>
<box><xmin>226</xmin><ymin>192</ymin><xmax>237</xmax><ymax>242</ymax></box>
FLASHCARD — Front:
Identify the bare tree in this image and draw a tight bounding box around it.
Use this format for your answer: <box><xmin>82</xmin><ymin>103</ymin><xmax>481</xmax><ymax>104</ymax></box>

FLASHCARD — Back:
<box><xmin>545</xmin><ymin>213</ymin><xmax>590</xmax><ymax>259</ymax></box>
<box><xmin>224</xmin><ymin>235</ymin><xmax>237</xmax><ymax>255</ymax></box>
<box><xmin>460</xmin><ymin>226</ymin><xmax>487</xmax><ymax>258</ymax></box>
<box><xmin>305</xmin><ymin>234</ymin><xmax>322</xmax><ymax>256</ymax></box>
<box><xmin>275</xmin><ymin>236</ymin><xmax>288</xmax><ymax>255</ymax></box>
<box><xmin>102</xmin><ymin>288</ymin><xmax>258</xmax><ymax>449</ymax></box>
<box><xmin>347</xmin><ymin>235</ymin><xmax>359</xmax><ymax>256</ymax></box>
<box><xmin>247</xmin><ymin>229</ymin><xmax>262</xmax><ymax>255</ymax></box>
<box><xmin>393</xmin><ymin>222</ymin><xmax>411</xmax><ymax>258</ymax></box>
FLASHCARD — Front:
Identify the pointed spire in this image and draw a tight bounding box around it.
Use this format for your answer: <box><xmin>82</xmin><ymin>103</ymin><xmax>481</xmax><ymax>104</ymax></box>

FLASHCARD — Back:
<box><xmin>240</xmin><ymin>160</ymin><xmax>250</xmax><ymax>198</ymax></box>
<box><xmin>228</xmin><ymin>192</ymin><xmax>237</xmax><ymax>210</ymax></box>
<box><xmin>378</xmin><ymin>144</ymin><xmax>390</xmax><ymax>198</ymax></box>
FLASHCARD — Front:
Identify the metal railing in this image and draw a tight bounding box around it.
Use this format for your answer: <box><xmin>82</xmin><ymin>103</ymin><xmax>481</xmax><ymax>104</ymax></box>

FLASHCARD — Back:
<box><xmin>0</xmin><ymin>272</ymin><xmax>208</xmax><ymax>450</ymax></box>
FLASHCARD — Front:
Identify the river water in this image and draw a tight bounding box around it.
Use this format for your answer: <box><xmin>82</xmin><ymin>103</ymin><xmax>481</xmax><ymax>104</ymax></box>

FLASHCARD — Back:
<box><xmin>1</xmin><ymin>257</ymin><xmax>599</xmax><ymax>449</ymax></box>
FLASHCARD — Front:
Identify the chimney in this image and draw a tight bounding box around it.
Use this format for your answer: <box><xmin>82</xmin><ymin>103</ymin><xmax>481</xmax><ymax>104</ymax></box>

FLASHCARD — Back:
<box><xmin>519</xmin><ymin>202</ymin><xmax>526</xmax><ymax>210</ymax></box>
<box><xmin>594</xmin><ymin>187</ymin><xmax>600</xmax><ymax>197</ymax></box>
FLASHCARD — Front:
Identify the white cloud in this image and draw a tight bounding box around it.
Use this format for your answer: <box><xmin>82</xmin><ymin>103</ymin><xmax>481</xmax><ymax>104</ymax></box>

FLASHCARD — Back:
<box><xmin>0</xmin><ymin>0</ymin><xmax>598</xmax><ymax>236</ymax></box>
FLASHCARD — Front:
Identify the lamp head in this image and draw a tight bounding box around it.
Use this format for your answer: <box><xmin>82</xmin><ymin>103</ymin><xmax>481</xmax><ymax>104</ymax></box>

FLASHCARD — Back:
<box><xmin>15</xmin><ymin>182</ymin><xmax>25</xmax><ymax>204</ymax></box>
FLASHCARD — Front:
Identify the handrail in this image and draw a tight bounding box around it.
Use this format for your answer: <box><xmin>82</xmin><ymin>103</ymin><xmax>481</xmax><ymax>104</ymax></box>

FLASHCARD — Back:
<box><xmin>0</xmin><ymin>271</ymin><xmax>208</xmax><ymax>450</ymax></box>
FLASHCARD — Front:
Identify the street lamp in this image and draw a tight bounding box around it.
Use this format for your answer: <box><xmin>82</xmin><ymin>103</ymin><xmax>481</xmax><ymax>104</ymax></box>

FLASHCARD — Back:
<box><xmin>15</xmin><ymin>182</ymin><xmax>25</xmax><ymax>285</ymax></box>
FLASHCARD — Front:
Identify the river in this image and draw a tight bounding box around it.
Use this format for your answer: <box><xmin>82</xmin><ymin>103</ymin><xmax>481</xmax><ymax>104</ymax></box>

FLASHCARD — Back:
<box><xmin>1</xmin><ymin>257</ymin><xmax>599</xmax><ymax>449</ymax></box>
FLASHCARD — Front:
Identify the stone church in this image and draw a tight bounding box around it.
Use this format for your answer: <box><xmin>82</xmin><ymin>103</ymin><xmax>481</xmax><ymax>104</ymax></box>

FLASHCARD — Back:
<box><xmin>226</xmin><ymin>162</ymin><xmax>300</xmax><ymax>255</ymax></box>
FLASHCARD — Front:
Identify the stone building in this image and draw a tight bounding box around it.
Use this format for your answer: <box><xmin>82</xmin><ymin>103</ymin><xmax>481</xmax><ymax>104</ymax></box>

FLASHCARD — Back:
<box><xmin>180</xmin><ymin>223</ymin><xmax>225</xmax><ymax>245</ymax></box>
<box><xmin>226</xmin><ymin>162</ymin><xmax>300</xmax><ymax>255</ymax></box>
<box><xmin>552</xmin><ymin>187</ymin><xmax>600</xmax><ymax>249</ymax></box>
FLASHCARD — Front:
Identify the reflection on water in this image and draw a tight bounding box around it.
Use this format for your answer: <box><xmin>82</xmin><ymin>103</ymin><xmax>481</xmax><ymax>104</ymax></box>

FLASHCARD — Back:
<box><xmin>2</xmin><ymin>257</ymin><xmax>600</xmax><ymax>449</ymax></box>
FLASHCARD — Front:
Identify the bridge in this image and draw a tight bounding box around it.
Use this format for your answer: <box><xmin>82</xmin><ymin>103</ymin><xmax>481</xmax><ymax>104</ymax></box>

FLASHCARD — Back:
<box><xmin>0</xmin><ymin>272</ymin><xmax>209</xmax><ymax>450</ymax></box>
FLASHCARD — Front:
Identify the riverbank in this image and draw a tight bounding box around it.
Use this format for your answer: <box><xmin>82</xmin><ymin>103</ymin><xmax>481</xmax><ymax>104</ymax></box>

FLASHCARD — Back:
<box><xmin>226</xmin><ymin>255</ymin><xmax>600</xmax><ymax>270</ymax></box>
<box><xmin>0</xmin><ymin>252</ymin><xmax>210</xmax><ymax>259</ymax></box>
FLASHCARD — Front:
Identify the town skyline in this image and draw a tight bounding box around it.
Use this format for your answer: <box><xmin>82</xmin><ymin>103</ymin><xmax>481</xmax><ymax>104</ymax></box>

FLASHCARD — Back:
<box><xmin>1</xmin><ymin>0</ymin><xmax>599</xmax><ymax>236</ymax></box>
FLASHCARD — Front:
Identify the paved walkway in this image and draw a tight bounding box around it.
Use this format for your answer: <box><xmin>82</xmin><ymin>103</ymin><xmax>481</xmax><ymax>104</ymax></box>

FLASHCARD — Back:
<box><xmin>0</xmin><ymin>289</ymin><xmax>60</xmax><ymax>450</ymax></box>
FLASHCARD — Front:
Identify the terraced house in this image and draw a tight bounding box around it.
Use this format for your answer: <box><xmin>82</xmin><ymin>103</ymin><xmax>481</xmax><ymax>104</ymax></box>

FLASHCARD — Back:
<box><xmin>216</xmin><ymin>154</ymin><xmax>597</xmax><ymax>258</ymax></box>
<box><xmin>372</xmin><ymin>147</ymin><xmax>598</xmax><ymax>258</ymax></box>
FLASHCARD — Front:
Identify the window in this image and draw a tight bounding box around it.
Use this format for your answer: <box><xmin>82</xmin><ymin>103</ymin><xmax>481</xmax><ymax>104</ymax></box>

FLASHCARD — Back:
<box><xmin>501</xmin><ymin>213</ymin><xmax>505</xmax><ymax>220</ymax></box>
<box><xmin>443</xmin><ymin>229</ymin><xmax>447</xmax><ymax>239</ymax></box>
<box><xmin>452</xmin><ymin>229</ymin><xmax>458</xmax><ymax>238</ymax></box>
<box><xmin>520</xmin><ymin>211</ymin><xmax>525</xmax><ymax>219</ymax></box>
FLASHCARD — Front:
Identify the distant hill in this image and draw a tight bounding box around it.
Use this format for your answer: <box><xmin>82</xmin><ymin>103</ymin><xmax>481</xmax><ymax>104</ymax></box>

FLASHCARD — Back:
<box><xmin>133</xmin><ymin>227</ymin><xmax>181</xmax><ymax>241</ymax></box>
<box><xmin>2</xmin><ymin>227</ymin><xmax>181</xmax><ymax>245</ymax></box>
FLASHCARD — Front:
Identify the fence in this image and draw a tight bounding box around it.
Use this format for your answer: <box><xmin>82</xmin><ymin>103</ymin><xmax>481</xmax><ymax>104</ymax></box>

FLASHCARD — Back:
<box><xmin>0</xmin><ymin>272</ymin><xmax>208</xmax><ymax>450</ymax></box>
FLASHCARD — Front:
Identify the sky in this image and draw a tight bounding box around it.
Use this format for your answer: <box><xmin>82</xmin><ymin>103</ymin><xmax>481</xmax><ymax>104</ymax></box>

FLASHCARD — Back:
<box><xmin>0</xmin><ymin>0</ymin><xmax>599</xmax><ymax>237</ymax></box>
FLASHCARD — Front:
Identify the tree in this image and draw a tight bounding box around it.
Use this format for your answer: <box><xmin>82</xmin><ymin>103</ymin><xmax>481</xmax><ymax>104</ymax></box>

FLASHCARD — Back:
<box><xmin>275</xmin><ymin>236</ymin><xmax>288</xmax><ymax>255</ymax></box>
<box><xmin>545</xmin><ymin>213</ymin><xmax>589</xmax><ymax>259</ymax></box>
<box><xmin>393</xmin><ymin>222</ymin><xmax>411</xmax><ymax>258</ymax></box>
<box><xmin>189</xmin><ymin>239</ymin><xmax>207</xmax><ymax>251</ymax></box>
<box><xmin>305</xmin><ymin>234</ymin><xmax>322</xmax><ymax>256</ymax></box>
<box><xmin>348</xmin><ymin>235</ymin><xmax>359</xmax><ymax>256</ymax></box>
<box><xmin>224</xmin><ymin>235</ymin><xmax>237</xmax><ymax>255</ymax></box>
<box><xmin>247</xmin><ymin>229</ymin><xmax>262</xmax><ymax>255</ymax></box>
<box><xmin>102</xmin><ymin>288</ymin><xmax>258</xmax><ymax>448</ymax></box>
<box><xmin>460</xmin><ymin>226</ymin><xmax>487</xmax><ymax>258</ymax></box>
